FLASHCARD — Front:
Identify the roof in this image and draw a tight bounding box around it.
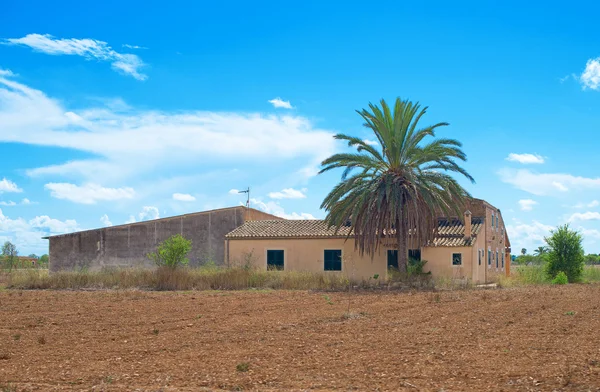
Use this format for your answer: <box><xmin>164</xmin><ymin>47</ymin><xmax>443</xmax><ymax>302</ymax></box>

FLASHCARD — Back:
<box><xmin>42</xmin><ymin>206</ymin><xmax>277</xmax><ymax>239</ymax></box>
<box><xmin>427</xmin><ymin>217</ymin><xmax>483</xmax><ymax>247</ymax></box>
<box><xmin>226</xmin><ymin>219</ymin><xmax>352</xmax><ymax>239</ymax></box>
<box><xmin>226</xmin><ymin>217</ymin><xmax>484</xmax><ymax>247</ymax></box>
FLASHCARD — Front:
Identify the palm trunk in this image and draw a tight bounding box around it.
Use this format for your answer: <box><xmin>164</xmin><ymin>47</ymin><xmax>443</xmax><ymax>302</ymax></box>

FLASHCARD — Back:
<box><xmin>397</xmin><ymin>218</ymin><xmax>408</xmax><ymax>273</ymax></box>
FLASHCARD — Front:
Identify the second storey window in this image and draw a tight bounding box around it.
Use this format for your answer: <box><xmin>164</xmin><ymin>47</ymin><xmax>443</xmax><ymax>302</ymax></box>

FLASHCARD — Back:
<box><xmin>324</xmin><ymin>249</ymin><xmax>342</xmax><ymax>271</ymax></box>
<box><xmin>478</xmin><ymin>249</ymin><xmax>482</xmax><ymax>265</ymax></box>
<box><xmin>452</xmin><ymin>253</ymin><xmax>462</xmax><ymax>266</ymax></box>
<box><xmin>488</xmin><ymin>249</ymin><xmax>491</xmax><ymax>266</ymax></box>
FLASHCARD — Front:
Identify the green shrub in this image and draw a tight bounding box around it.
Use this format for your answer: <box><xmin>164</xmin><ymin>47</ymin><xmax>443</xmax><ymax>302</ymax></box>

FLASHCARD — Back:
<box><xmin>407</xmin><ymin>258</ymin><xmax>429</xmax><ymax>276</ymax></box>
<box><xmin>147</xmin><ymin>234</ymin><xmax>192</xmax><ymax>268</ymax></box>
<box><xmin>552</xmin><ymin>271</ymin><xmax>568</xmax><ymax>285</ymax></box>
<box><xmin>545</xmin><ymin>225</ymin><xmax>585</xmax><ymax>283</ymax></box>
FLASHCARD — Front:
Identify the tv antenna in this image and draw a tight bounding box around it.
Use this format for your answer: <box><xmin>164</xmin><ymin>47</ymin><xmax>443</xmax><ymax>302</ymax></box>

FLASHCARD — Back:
<box><xmin>238</xmin><ymin>187</ymin><xmax>250</xmax><ymax>208</ymax></box>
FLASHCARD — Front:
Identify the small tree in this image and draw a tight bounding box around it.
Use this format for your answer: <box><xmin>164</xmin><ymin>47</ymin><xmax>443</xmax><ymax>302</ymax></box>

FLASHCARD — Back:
<box><xmin>521</xmin><ymin>248</ymin><xmax>527</xmax><ymax>256</ymax></box>
<box><xmin>533</xmin><ymin>246</ymin><xmax>548</xmax><ymax>256</ymax></box>
<box><xmin>1</xmin><ymin>241</ymin><xmax>18</xmax><ymax>272</ymax></box>
<box><xmin>148</xmin><ymin>234</ymin><xmax>192</xmax><ymax>268</ymax></box>
<box><xmin>545</xmin><ymin>225</ymin><xmax>584</xmax><ymax>283</ymax></box>
<box><xmin>39</xmin><ymin>254</ymin><xmax>49</xmax><ymax>268</ymax></box>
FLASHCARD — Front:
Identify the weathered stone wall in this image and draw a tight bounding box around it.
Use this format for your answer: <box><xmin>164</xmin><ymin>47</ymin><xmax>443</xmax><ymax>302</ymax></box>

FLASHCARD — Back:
<box><xmin>48</xmin><ymin>207</ymin><xmax>279</xmax><ymax>272</ymax></box>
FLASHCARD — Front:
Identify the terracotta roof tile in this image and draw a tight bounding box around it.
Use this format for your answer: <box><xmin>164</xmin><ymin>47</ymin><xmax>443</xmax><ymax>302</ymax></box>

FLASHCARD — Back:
<box><xmin>226</xmin><ymin>220</ymin><xmax>351</xmax><ymax>239</ymax></box>
<box><xmin>227</xmin><ymin>217</ymin><xmax>484</xmax><ymax>247</ymax></box>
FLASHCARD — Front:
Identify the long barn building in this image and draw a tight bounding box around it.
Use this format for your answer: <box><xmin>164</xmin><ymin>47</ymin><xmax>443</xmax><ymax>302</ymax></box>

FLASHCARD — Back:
<box><xmin>44</xmin><ymin>207</ymin><xmax>279</xmax><ymax>272</ymax></box>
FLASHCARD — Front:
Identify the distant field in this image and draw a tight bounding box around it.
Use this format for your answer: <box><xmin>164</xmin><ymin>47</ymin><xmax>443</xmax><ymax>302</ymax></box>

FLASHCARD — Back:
<box><xmin>1</xmin><ymin>285</ymin><xmax>599</xmax><ymax>390</ymax></box>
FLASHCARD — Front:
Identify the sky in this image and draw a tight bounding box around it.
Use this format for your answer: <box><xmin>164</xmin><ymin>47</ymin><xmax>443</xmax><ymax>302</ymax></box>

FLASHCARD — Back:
<box><xmin>1</xmin><ymin>0</ymin><xmax>600</xmax><ymax>256</ymax></box>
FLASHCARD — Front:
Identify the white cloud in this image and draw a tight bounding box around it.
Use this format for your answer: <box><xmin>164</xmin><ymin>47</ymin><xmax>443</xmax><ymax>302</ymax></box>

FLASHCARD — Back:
<box><xmin>498</xmin><ymin>168</ymin><xmax>600</xmax><ymax>196</ymax></box>
<box><xmin>250</xmin><ymin>198</ymin><xmax>315</xmax><ymax>220</ymax></box>
<box><xmin>122</xmin><ymin>44</ymin><xmax>147</xmax><ymax>50</ymax></box>
<box><xmin>0</xmin><ymin>198</ymin><xmax>33</xmax><ymax>207</ymax></box>
<box><xmin>506</xmin><ymin>220</ymin><xmax>554</xmax><ymax>252</ymax></box>
<box><xmin>4</xmin><ymin>34</ymin><xmax>147</xmax><ymax>80</ymax></box>
<box><xmin>100</xmin><ymin>214</ymin><xmax>112</xmax><ymax>227</ymax></box>
<box><xmin>138</xmin><ymin>206</ymin><xmax>159</xmax><ymax>221</ymax></box>
<box><xmin>580</xmin><ymin>58</ymin><xmax>600</xmax><ymax>90</ymax></box>
<box><xmin>0</xmin><ymin>72</ymin><xmax>336</xmax><ymax>183</ymax></box>
<box><xmin>505</xmin><ymin>153</ymin><xmax>545</xmax><ymax>164</ymax></box>
<box><xmin>0</xmin><ymin>208</ymin><xmax>81</xmax><ymax>253</ymax></box>
<box><xmin>580</xmin><ymin>227</ymin><xmax>600</xmax><ymax>240</ymax></box>
<box><xmin>518</xmin><ymin>199</ymin><xmax>538</xmax><ymax>211</ymax></box>
<box><xmin>568</xmin><ymin>211</ymin><xmax>600</xmax><ymax>222</ymax></box>
<box><xmin>363</xmin><ymin>139</ymin><xmax>379</xmax><ymax>146</ymax></box>
<box><xmin>268</xmin><ymin>97</ymin><xmax>293</xmax><ymax>109</ymax></box>
<box><xmin>44</xmin><ymin>183</ymin><xmax>136</xmax><ymax>204</ymax></box>
<box><xmin>552</xmin><ymin>181</ymin><xmax>569</xmax><ymax>192</ymax></box>
<box><xmin>589</xmin><ymin>200</ymin><xmax>600</xmax><ymax>208</ymax></box>
<box><xmin>0</xmin><ymin>178</ymin><xmax>22</xmax><ymax>193</ymax></box>
<box><xmin>124</xmin><ymin>206</ymin><xmax>160</xmax><ymax>224</ymax></box>
<box><xmin>173</xmin><ymin>193</ymin><xmax>196</xmax><ymax>202</ymax></box>
<box><xmin>229</xmin><ymin>189</ymin><xmax>241</xmax><ymax>195</ymax></box>
<box><xmin>268</xmin><ymin>188</ymin><xmax>307</xmax><ymax>199</ymax></box>
<box><xmin>29</xmin><ymin>215</ymin><xmax>80</xmax><ymax>234</ymax></box>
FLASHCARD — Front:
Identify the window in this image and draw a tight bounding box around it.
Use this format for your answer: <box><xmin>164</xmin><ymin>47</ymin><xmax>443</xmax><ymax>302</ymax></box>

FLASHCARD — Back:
<box><xmin>387</xmin><ymin>250</ymin><xmax>398</xmax><ymax>269</ymax></box>
<box><xmin>267</xmin><ymin>250</ymin><xmax>284</xmax><ymax>271</ymax></box>
<box><xmin>478</xmin><ymin>249</ymin><xmax>481</xmax><ymax>266</ymax></box>
<box><xmin>491</xmin><ymin>213</ymin><xmax>494</xmax><ymax>229</ymax></box>
<box><xmin>408</xmin><ymin>249</ymin><xmax>421</xmax><ymax>261</ymax></box>
<box><xmin>488</xmin><ymin>249</ymin><xmax>491</xmax><ymax>266</ymax></box>
<box><xmin>324</xmin><ymin>249</ymin><xmax>342</xmax><ymax>271</ymax></box>
<box><xmin>452</xmin><ymin>253</ymin><xmax>462</xmax><ymax>266</ymax></box>
<box><xmin>496</xmin><ymin>250</ymin><xmax>499</xmax><ymax>268</ymax></box>
<box><xmin>501</xmin><ymin>252</ymin><xmax>505</xmax><ymax>269</ymax></box>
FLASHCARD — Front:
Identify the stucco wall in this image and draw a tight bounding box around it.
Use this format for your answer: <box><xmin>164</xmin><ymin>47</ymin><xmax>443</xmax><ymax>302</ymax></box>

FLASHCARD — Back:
<box><xmin>48</xmin><ymin>207</ymin><xmax>279</xmax><ymax>272</ymax></box>
<box><xmin>227</xmin><ymin>237</ymin><xmax>489</xmax><ymax>282</ymax></box>
<box><xmin>421</xmin><ymin>246</ymin><xmax>474</xmax><ymax>281</ymax></box>
<box><xmin>227</xmin><ymin>238</ymin><xmax>388</xmax><ymax>281</ymax></box>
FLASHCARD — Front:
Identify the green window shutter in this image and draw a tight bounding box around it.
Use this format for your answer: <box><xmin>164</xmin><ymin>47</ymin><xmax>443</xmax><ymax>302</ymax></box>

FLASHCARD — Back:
<box><xmin>324</xmin><ymin>250</ymin><xmax>342</xmax><ymax>271</ymax></box>
<box><xmin>267</xmin><ymin>250</ymin><xmax>284</xmax><ymax>270</ymax></box>
<box><xmin>387</xmin><ymin>250</ymin><xmax>398</xmax><ymax>269</ymax></box>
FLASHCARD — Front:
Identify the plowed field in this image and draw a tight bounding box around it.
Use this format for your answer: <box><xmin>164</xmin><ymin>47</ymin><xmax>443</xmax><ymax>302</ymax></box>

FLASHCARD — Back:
<box><xmin>1</xmin><ymin>285</ymin><xmax>600</xmax><ymax>391</ymax></box>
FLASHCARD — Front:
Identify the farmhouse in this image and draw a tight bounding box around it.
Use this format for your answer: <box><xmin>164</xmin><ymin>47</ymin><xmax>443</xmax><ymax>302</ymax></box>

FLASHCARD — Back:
<box><xmin>44</xmin><ymin>206</ymin><xmax>280</xmax><ymax>272</ymax></box>
<box><xmin>225</xmin><ymin>198</ymin><xmax>510</xmax><ymax>284</ymax></box>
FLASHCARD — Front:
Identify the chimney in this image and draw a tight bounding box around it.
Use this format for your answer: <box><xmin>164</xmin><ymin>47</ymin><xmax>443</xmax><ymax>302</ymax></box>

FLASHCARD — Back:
<box><xmin>464</xmin><ymin>210</ymin><xmax>472</xmax><ymax>240</ymax></box>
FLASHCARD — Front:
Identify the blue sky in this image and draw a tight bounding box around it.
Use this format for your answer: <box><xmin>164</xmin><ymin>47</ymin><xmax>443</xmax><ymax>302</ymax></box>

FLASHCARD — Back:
<box><xmin>1</xmin><ymin>0</ymin><xmax>600</xmax><ymax>255</ymax></box>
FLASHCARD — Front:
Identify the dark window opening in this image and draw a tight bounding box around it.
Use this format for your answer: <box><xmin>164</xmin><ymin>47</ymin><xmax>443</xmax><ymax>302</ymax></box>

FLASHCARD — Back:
<box><xmin>478</xmin><ymin>250</ymin><xmax>481</xmax><ymax>266</ymax></box>
<box><xmin>488</xmin><ymin>250</ymin><xmax>491</xmax><ymax>266</ymax></box>
<box><xmin>496</xmin><ymin>251</ymin><xmax>499</xmax><ymax>268</ymax></box>
<box><xmin>324</xmin><ymin>249</ymin><xmax>342</xmax><ymax>271</ymax></box>
<box><xmin>452</xmin><ymin>253</ymin><xmax>462</xmax><ymax>266</ymax></box>
<box><xmin>267</xmin><ymin>250</ymin><xmax>284</xmax><ymax>271</ymax></box>
<box><xmin>501</xmin><ymin>253</ymin><xmax>504</xmax><ymax>268</ymax></box>
<box><xmin>408</xmin><ymin>249</ymin><xmax>421</xmax><ymax>261</ymax></box>
<box><xmin>387</xmin><ymin>250</ymin><xmax>398</xmax><ymax>269</ymax></box>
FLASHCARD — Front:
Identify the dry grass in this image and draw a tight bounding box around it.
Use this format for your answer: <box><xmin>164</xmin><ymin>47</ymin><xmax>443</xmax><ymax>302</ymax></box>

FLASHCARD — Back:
<box><xmin>6</xmin><ymin>266</ymin><xmax>495</xmax><ymax>292</ymax></box>
<box><xmin>7</xmin><ymin>266</ymin><xmax>353</xmax><ymax>291</ymax></box>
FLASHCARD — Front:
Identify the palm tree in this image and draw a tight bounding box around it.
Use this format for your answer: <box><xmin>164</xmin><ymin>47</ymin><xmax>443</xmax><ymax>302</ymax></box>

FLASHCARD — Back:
<box><xmin>521</xmin><ymin>248</ymin><xmax>527</xmax><ymax>256</ymax></box>
<box><xmin>319</xmin><ymin>98</ymin><xmax>474</xmax><ymax>272</ymax></box>
<box><xmin>533</xmin><ymin>246</ymin><xmax>548</xmax><ymax>256</ymax></box>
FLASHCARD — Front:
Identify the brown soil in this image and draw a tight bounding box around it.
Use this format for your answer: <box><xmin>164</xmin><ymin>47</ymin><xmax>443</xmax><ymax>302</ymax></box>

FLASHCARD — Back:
<box><xmin>1</xmin><ymin>285</ymin><xmax>599</xmax><ymax>391</ymax></box>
